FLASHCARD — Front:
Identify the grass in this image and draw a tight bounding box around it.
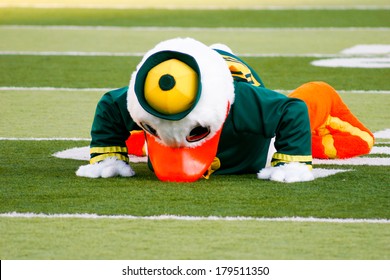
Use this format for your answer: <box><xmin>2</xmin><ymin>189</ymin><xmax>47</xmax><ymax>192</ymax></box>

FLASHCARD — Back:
<box><xmin>1</xmin><ymin>218</ymin><xmax>389</xmax><ymax>259</ymax></box>
<box><xmin>1</xmin><ymin>5</ymin><xmax>389</xmax><ymax>260</ymax></box>
<box><xmin>2</xmin><ymin>28</ymin><xmax>389</xmax><ymax>55</ymax></box>
<box><xmin>1</xmin><ymin>56</ymin><xmax>390</xmax><ymax>91</ymax></box>
<box><xmin>0</xmin><ymin>56</ymin><xmax>136</xmax><ymax>88</ymax></box>
<box><xmin>1</xmin><ymin>8</ymin><xmax>389</xmax><ymax>27</ymax></box>
<box><xmin>1</xmin><ymin>141</ymin><xmax>389</xmax><ymax>219</ymax></box>
<box><xmin>0</xmin><ymin>90</ymin><xmax>101</xmax><ymax>138</ymax></box>
<box><xmin>0</xmin><ymin>90</ymin><xmax>389</xmax><ymax>138</ymax></box>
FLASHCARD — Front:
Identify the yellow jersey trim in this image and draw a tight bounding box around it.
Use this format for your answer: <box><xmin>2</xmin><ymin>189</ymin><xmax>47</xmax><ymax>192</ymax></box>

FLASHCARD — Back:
<box><xmin>271</xmin><ymin>153</ymin><xmax>312</xmax><ymax>169</ymax></box>
<box><xmin>203</xmin><ymin>157</ymin><xmax>221</xmax><ymax>180</ymax></box>
<box><xmin>272</xmin><ymin>153</ymin><xmax>313</xmax><ymax>163</ymax></box>
<box><xmin>221</xmin><ymin>55</ymin><xmax>262</xmax><ymax>87</ymax></box>
<box><xmin>90</xmin><ymin>153</ymin><xmax>129</xmax><ymax>164</ymax></box>
<box><xmin>90</xmin><ymin>146</ymin><xmax>128</xmax><ymax>154</ymax></box>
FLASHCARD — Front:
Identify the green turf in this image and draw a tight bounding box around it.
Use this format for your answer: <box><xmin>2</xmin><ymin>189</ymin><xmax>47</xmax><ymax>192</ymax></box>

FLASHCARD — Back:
<box><xmin>0</xmin><ymin>56</ymin><xmax>136</xmax><ymax>88</ymax></box>
<box><xmin>338</xmin><ymin>93</ymin><xmax>390</xmax><ymax>132</ymax></box>
<box><xmin>1</xmin><ymin>56</ymin><xmax>389</xmax><ymax>91</ymax></box>
<box><xmin>0</xmin><ymin>141</ymin><xmax>389</xmax><ymax>219</ymax></box>
<box><xmin>1</xmin><ymin>8</ymin><xmax>389</xmax><ymax>28</ymax></box>
<box><xmin>1</xmin><ymin>218</ymin><xmax>389</xmax><ymax>259</ymax></box>
<box><xmin>1</xmin><ymin>90</ymin><xmax>388</xmax><ymax>138</ymax></box>
<box><xmin>2</xmin><ymin>27</ymin><xmax>389</xmax><ymax>55</ymax></box>
<box><xmin>1</xmin><ymin>133</ymin><xmax>390</xmax><ymax>261</ymax></box>
<box><xmin>0</xmin><ymin>90</ymin><xmax>101</xmax><ymax>138</ymax></box>
<box><xmin>1</xmin><ymin>4</ymin><xmax>389</xmax><ymax>261</ymax></box>
<box><xmin>4</xmin><ymin>0</ymin><xmax>390</xmax><ymax>9</ymax></box>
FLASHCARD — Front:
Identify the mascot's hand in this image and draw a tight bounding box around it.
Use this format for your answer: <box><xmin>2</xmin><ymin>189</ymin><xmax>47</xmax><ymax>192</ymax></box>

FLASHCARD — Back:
<box><xmin>76</xmin><ymin>157</ymin><xmax>135</xmax><ymax>178</ymax></box>
<box><xmin>257</xmin><ymin>162</ymin><xmax>314</xmax><ymax>183</ymax></box>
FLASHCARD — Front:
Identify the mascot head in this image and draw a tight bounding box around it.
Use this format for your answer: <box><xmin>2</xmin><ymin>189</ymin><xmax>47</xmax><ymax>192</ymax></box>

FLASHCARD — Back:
<box><xmin>128</xmin><ymin>38</ymin><xmax>235</xmax><ymax>182</ymax></box>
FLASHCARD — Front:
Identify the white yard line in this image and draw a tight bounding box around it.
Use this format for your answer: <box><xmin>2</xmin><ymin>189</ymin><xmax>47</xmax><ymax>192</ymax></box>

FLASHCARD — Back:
<box><xmin>1</xmin><ymin>87</ymin><xmax>389</xmax><ymax>94</ymax></box>
<box><xmin>0</xmin><ymin>137</ymin><xmax>90</xmax><ymax>141</ymax></box>
<box><xmin>275</xmin><ymin>89</ymin><xmax>390</xmax><ymax>94</ymax></box>
<box><xmin>374</xmin><ymin>128</ymin><xmax>390</xmax><ymax>138</ymax></box>
<box><xmin>0</xmin><ymin>51</ymin><xmax>145</xmax><ymax>57</ymax></box>
<box><xmin>0</xmin><ymin>51</ymin><xmax>365</xmax><ymax>58</ymax></box>
<box><xmin>371</xmin><ymin>146</ymin><xmax>390</xmax><ymax>154</ymax></box>
<box><xmin>1</xmin><ymin>212</ymin><xmax>389</xmax><ymax>224</ymax></box>
<box><xmin>0</xmin><ymin>3</ymin><xmax>389</xmax><ymax>10</ymax></box>
<box><xmin>3</xmin><ymin>50</ymin><xmax>387</xmax><ymax>58</ymax></box>
<box><xmin>313</xmin><ymin>157</ymin><xmax>390</xmax><ymax>166</ymax></box>
<box><xmin>2</xmin><ymin>25</ymin><xmax>390</xmax><ymax>32</ymax></box>
<box><xmin>0</xmin><ymin>86</ymin><xmax>112</xmax><ymax>92</ymax></box>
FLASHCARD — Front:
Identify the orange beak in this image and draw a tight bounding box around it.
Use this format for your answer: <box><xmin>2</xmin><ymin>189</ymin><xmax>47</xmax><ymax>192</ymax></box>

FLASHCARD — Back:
<box><xmin>145</xmin><ymin>128</ymin><xmax>223</xmax><ymax>182</ymax></box>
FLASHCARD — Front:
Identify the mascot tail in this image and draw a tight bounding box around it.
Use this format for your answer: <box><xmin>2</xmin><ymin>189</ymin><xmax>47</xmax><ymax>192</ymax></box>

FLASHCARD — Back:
<box><xmin>288</xmin><ymin>81</ymin><xmax>374</xmax><ymax>159</ymax></box>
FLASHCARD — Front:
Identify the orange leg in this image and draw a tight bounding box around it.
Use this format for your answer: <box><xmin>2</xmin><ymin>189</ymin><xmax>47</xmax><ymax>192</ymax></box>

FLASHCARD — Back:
<box><xmin>289</xmin><ymin>82</ymin><xmax>374</xmax><ymax>159</ymax></box>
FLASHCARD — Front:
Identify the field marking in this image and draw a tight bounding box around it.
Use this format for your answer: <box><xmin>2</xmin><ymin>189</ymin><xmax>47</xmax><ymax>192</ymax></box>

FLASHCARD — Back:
<box><xmin>0</xmin><ymin>50</ymin><xmax>368</xmax><ymax>58</ymax></box>
<box><xmin>50</xmin><ymin>144</ymin><xmax>390</xmax><ymax>164</ymax></box>
<box><xmin>312</xmin><ymin>44</ymin><xmax>390</xmax><ymax>68</ymax></box>
<box><xmin>313</xmin><ymin>157</ymin><xmax>390</xmax><ymax>166</ymax></box>
<box><xmin>276</xmin><ymin>89</ymin><xmax>390</xmax><ymax>94</ymax></box>
<box><xmin>374</xmin><ymin>128</ymin><xmax>390</xmax><ymax>138</ymax></box>
<box><xmin>0</xmin><ymin>51</ymin><xmax>145</xmax><ymax>57</ymax></box>
<box><xmin>1</xmin><ymin>212</ymin><xmax>389</xmax><ymax>224</ymax></box>
<box><xmin>3</xmin><ymin>50</ymin><xmax>389</xmax><ymax>59</ymax></box>
<box><xmin>0</xmin><ymin>137</ymin><xmax>90</xmax><ymax>141</ymax></box>
<box><xmin>312</xmin><ymin>57</ymin><xmax>390</xmax><ymax>68</ymax></box>
<box><xmin>1</xmin><ymin>87</ymin><xmax>389</xmax><ymax>94</ymax></box>
<box><xmin>1</xmin><ymin>3</ymin><xmax>389</xmax><ymax>10</ymax></box>
<box><xmin>371</xmin><ymin>146</ymin><xmax>390</xmax><ymax>154</ymax></box>
<box><xmin>2</xmin><ymin>25</ymin><xmax>390</xmax><ymax>32</ymax></box>
<box><xmin>0</xmin><ymin>86</ymin><xmax>112</xmax><ymax>92</ymax></box>
<box><xmin>341</xmin><ymin>44</ymin><xmax>390</xmax><ymax>55</ymax></box>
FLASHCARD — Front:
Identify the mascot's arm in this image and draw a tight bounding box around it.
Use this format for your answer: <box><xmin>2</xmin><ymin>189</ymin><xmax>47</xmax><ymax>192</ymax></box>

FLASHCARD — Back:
<box><xmin>257</xmin><ymin>99</ymin><xmax>314</xmax><ymax>183</ymax></box>
<box><xmin>233</xmin><ymin>83</ymin><xmax>313</xmax><ymax>183</ymax></box>
<box><xmin>76</xmin><ymin>87</ymin><xmax>137</xmax><ymax>178</ymax></box>
<box><xmin>289</xmin><ymin>82</ymin><xmax>374</xmax><ymax>159</ymax></box>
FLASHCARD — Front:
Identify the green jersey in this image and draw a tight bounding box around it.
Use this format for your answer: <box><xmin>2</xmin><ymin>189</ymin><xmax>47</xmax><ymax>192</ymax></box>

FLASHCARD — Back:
<box><xmin>89</xmin><ymin>52</ymin><xmax>312</xmax><ymax>174</ymax></box>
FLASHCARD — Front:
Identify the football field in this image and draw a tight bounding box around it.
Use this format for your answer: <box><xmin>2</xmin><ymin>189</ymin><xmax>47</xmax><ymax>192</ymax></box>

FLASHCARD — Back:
<box><xmin>0</xmin><ymin>0</ymin><xmax>390</xmax><ymax>264</ymax></box>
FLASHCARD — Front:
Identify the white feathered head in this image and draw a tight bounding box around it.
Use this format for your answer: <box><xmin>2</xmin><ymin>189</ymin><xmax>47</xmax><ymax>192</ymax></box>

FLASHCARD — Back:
<box><xmin>127</xmin><ymin>38</ymin><xmax>234</xmax><ymax>182</ymax></box>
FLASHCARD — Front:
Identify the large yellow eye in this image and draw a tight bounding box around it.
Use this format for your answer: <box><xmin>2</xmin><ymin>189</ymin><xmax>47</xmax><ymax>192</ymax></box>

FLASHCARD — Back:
<box><xmin>144</xmin><ymin>59</ymin><xmax>198</xmax><ymax>115</ymax></box>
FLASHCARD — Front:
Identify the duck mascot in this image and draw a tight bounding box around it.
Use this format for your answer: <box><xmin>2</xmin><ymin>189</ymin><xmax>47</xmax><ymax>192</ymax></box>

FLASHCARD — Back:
<box><xmin>76</xmin><ymin>38</ymin><xmax>374</xmax><ymax>183</ymax></box>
